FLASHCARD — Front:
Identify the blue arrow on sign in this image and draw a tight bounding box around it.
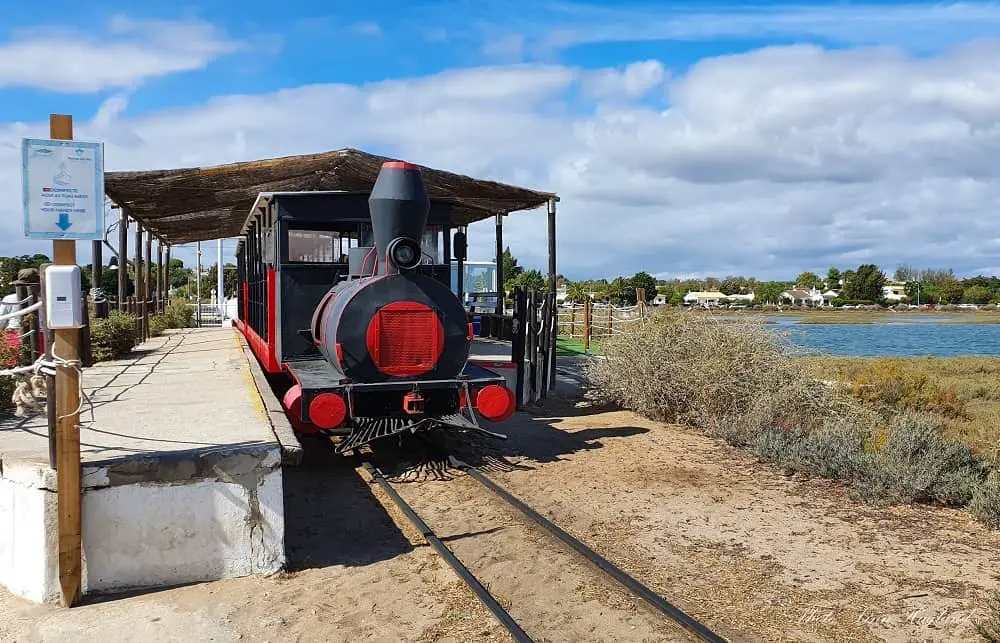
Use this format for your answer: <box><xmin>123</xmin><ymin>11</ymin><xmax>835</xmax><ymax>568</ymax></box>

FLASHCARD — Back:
<box><xmin>56</xmin><ymin>212</ymin><xmax>72</xmax><ymax>230</ymax></box>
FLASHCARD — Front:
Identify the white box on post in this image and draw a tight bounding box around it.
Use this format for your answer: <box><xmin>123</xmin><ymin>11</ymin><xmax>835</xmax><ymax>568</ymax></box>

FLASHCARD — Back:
<box><xmin>44</xmin><ymin>265</ymin><xmax>84</xmax><ymax>329</ymax></box>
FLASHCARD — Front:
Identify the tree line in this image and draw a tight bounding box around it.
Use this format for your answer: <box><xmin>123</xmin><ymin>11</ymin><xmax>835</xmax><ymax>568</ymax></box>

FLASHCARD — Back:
<box><xmin>0</xmin><ymin>254</ymin><xmax>239</xmax><ymax>302</ymax></box>
<box><xmin>498</xmin><ymin>249</ymin><xmax>1000</xmax><ymax>307</ymax></box>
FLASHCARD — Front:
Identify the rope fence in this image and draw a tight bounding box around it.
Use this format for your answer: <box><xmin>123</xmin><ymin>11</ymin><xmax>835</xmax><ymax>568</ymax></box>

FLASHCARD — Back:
<box><xmin>556</xmin><ymin>295</ymin><xmax>653</xmax><ymax>350</ymax></box>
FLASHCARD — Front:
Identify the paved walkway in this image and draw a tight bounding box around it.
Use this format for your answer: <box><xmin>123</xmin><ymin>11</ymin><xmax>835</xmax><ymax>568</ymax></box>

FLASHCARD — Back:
<box><xmin>0</xmin><ymin>327</ymin><xmax>278</xmax><ymax>470</ymax></box>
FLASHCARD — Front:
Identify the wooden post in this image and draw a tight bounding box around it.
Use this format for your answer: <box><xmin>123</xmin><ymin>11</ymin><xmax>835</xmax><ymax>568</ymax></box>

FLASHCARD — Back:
<box><xmin>512</xmin><ymin>287</ymin><xmax>526</xmax><ymax>409</ymax></box>
<box><xmin>546</xmin><ymin>198</ymin><xmax>558</xmax><ymax>389</ymax></box>
<box><xmin>164</xmin><ymin>245</ymin><xmax>171</xmax><ymax>307</ymax></box>
<box><xmin>539</xmin><ymin>291</ymin><xmax>551</xmax><ymax>396</ymax></box>
<box><xmin>608</xmin><ymin>303</ymin><xmax>613</xmax><ymax>337</ymax></box>
<box><xmin>91</xmin><ymin>240</ymin><xmax>103</xmax><ymax>318</ymax></box>
<box><xmin>135</xmin><ymin>224</ymin><xmax>144</xmax><ymax>341</ymax></box>
<box><xmin>527</xmin><ymin>289</ymin><xmax>538</xmax><ymax>402</ymax></box>
<box><xmin>196</xmin><ymin>241</ymin><xmax>203</xmax><ymax>326</ymax></box>
<box><xmin>495</xmin><ymin>214</ymin><xmax>504</xmax><ymax>315</ymax></box>
<box><xmin>583</xmin><ymin>298</ymin><xmax>591</xmax><ymax>352</ymax></box>
<box><xmin>145</xmin><ymin>233</ymin><xmax>152</xmax><ymax>325</ymax></box>
<box><xmin>156</xmin><ymin>242</ymin><xmax>163</xmax><ymax>313</ymax></box>
<box><xmin>117</xmin><ymin>209</ymin><xmax>128</xmax><ymax>311</ymax></box>
<box><xmin>49</xmin><ymin>114</ymin><xmax>82</xmax><ymax>608</ymax></box>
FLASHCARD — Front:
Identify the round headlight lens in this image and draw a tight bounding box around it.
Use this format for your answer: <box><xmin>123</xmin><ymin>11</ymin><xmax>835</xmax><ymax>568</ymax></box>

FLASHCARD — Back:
<box><xmin>389</xmin><ymin>238</ymin><xmax>421</xmax><ymax>269</ymax></box>
<box><xmin>394</xmin><ymin>244</ymin><xmax>416</xmax><ymax>265</ymax></box>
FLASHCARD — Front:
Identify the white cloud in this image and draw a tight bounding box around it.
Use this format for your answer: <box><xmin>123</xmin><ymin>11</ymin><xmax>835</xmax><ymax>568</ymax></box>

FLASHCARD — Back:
<box><xmin>351</xmin><ymin>21</ymin><xmax>383</xmax><ymax>36</ymax></box>
<box><xmin>3</xmin><ymin>40</ymin><xmax>1000</xmax><ymax>281</ymax></box>
<box><xmin>0</xmin><ymin>14</ymin><xmax>240</xmax><ymax>93</ymax></box>
<box><xmin>581</xmin><ymin>60</ymin><xmax>668</xmax><ymax>101</ymax></box>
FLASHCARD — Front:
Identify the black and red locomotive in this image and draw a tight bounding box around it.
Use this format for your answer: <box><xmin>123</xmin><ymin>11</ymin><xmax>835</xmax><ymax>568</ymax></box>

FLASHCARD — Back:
<box><xmin>235</xmin><ymin>161</ymin><xmax>516</xmax><ymax>452</ymax></box>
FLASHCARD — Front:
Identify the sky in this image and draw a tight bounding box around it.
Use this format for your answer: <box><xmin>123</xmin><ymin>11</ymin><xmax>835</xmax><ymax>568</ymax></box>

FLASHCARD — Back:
<box><xmin>2</xmin><ymin>1</ymin><xmax>1000</xmax><ymax>282</ymax></box>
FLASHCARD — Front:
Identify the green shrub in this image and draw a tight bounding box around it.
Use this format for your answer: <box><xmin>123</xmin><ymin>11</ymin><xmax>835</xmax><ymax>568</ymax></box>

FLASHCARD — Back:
<box><xmin>851</xmin><ymin>413</ymin><xmax>987</xmax><ymax>506</ymax></box>
<box><xmin>969</xmin><ymin>471</ymin><xmax>1000</xmax><ymax>530</ymax></box>
<box><xmin>847</xmin><ymin>360</ymin><xmax>968</xmax><ymax>419</ymax></box>
<box><xmin>89</xmin><ymin>311</ymin><xmax>138</xmax><ymax>362</ymax></box>
<box><xmin>148</xmin><ymin>314</ymin><xmax>169</xmax><ymax>337</ymax></box>
<box><xmin>584</xmin><ymin>308</ymin><xmax>854</xmax><ymax>436</ymax></box>
<box><xmin>586</xmin><ymin>308</ymin><xmax>999</xmax><ymax>527</ymax></box>
<box><xmin>162</xmin><ymin>301</ymin><xmax>193</xmax><ymax>329</ymax></box>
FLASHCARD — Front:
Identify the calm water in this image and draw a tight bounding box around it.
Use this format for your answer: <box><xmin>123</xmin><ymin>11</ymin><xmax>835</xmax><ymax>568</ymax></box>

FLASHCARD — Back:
<box><xmin>769</xmin><ymin>320</ymin><xmax>1000</xmax><ymax>357</ymax></box>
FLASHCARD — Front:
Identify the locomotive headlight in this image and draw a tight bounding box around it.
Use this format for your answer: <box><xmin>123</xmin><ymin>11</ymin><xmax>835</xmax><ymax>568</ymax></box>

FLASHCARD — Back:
<box><xmin>387</xmin><ymin>237</ymin><xmax>421</xmax><ymax>270</ymax></box>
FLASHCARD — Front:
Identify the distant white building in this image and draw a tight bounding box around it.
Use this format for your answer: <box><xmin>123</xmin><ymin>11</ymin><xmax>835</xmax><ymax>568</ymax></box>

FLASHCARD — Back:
<box><xmin>781</xmin><ymin>287</ymin><xmax>827</xmax><ymax>307</ymax></box>
<box><xmin>883</xmin><ymin>283</ymin><xmax>907</xmax><ymax>302</ymax></box>
<box><xmin>727</xmin><ymin>293</ymin><xmax>755</xmax><ymax>303</ymax></box>
<box><xmin>683</xmin><ymin>290</ymin><xmax>726</xmax><ymax>307</ymax></box>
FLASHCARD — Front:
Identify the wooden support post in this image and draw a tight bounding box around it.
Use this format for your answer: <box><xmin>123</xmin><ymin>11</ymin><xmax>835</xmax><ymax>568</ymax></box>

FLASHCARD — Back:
<box><xmin>117</xmin><ymin>209</ymin><xmax>128</xmax><ymax>311</ymax></box>
<box><xmin>49</xmin><ymin>114</ymin><xmax>82</xmax><ymax>608</ymax></box>
<box><xmin>91</xmin><ymin>240</ymin><xmax>103</xmax><ymax>318</ymax></box>
<box><xmin>135</xmin><ymin>224</ymin><xmax>144</xmax><ymax>341</ymax></box>
<box><xmin>495</xmin><ymin>213</ymin><xmax>504</xmax><ymax>315</ymax></box>
<box><xmin>196</xmin><ymin>241</ymin><xmax>203</xmax><ymax>327</ymax></box>
<box><xmin>164</xmin><ymin>245</ymin><xmax>171</xmax><ymax>307</ymax></box>
<box><xmin>456</xmin><ymin>226</ymin><xmax>465</xmax><ymax>307</ymax></box>
<box><xmin>512</xmin><ymin>287</ymin><xmax>526</xmax><ymax>408</ymax></box>
<box><xmin>539</xmin><ymin>291</ymin><xmax>551</xmax><ymax>396</ymax></box>
<box><xmin>145</xmin><ymin>233</ymin><xmax>152</xmax><ymax>325</ymax></box>
<box><xmin>527</xmin><ymin>289</ymin><xmax>538</xmax><ymax>402</ymax></box>
<box><xmin>583</xmin><ymin>298</ymin><xmax>591</xmax><ymax>352</ymax></box>
<box><xmin>546</xmin><ymin>198</ymin><xmax>557</xmax><ymax>389</ymax></box>
<box><xmin>156</xmin><ymin>242</ymin><xmax>163</xmax><ymax>313</ymax></box>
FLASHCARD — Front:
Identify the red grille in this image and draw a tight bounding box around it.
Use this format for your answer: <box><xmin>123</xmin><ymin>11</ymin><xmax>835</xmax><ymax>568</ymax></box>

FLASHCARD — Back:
<box><xmin>366</xmin><ymin>301</ymin><xmax>444</xmax><ymax>376</ymax></box>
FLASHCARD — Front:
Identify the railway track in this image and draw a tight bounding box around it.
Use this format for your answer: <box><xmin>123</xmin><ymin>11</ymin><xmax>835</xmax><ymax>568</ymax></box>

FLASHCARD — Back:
<box><xmin>360</xmin><ymin>451</ymin><xmax>726</xmax><ymax>643</ymax></box>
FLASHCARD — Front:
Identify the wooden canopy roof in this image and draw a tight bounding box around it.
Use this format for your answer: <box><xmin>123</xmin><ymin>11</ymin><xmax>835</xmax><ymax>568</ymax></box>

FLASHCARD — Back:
<box><xmin>103</xmin><ymin>148</ymin><xmax>558</xmax><ymax>245</ymax></box>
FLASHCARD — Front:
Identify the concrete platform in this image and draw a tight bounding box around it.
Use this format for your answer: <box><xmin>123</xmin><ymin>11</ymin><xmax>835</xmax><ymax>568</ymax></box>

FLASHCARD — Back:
<box><xmin>0</xmin><ymin>327</ymin><xmax>286</xmax><ymax>604</ymax></box>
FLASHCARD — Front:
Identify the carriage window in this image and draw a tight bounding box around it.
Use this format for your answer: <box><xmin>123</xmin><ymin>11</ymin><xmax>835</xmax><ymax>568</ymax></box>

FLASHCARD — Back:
<box><xmin>421</xmin><ymin>227</ymin><xmax>442</xmax><ymax>264</ymax></box>
<box><xmin>359</xmin><ymin>225</ymin><xmax>442</xmax><ymax>265</ymax></box>
<box><xmin>288</xmin><ymin>230</ymin><xmax>342</xmax><ymax>263</ymax></box>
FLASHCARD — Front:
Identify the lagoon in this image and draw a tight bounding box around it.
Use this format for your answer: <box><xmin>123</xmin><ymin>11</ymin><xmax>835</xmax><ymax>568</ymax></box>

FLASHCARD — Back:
<box><xmin>772</xmin><ymin>321</ymin><xmax>1000</xmax><ymax>357</ymax></box>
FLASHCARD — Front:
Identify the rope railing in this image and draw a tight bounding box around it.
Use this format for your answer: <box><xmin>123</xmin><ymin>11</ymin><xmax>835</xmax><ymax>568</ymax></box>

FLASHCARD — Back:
<box><xmin>555</xmin><ymin>299</ymin><xmax>652</xmax><ymax>343</ymax></box>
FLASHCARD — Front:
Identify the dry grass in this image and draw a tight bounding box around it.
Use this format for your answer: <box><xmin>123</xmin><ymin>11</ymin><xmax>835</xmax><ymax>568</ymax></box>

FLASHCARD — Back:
<box><xmin>584</xmin><ymin>307</ymin><xmax>999</xmax><ymax>529</ymax></box>
<box><xmin>977</xmin><ymin>590</ymin><xmax>1000</xmax><ymax>642</ymax></box>
<box><xmin>802</xmin><ymin>356</ymin><xmax>1000</xmax><ymax>462</ymax></box>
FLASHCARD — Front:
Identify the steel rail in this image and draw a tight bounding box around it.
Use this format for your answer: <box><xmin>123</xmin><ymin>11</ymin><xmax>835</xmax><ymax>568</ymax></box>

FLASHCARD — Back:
<box><xmin>449</xmin><ymin>456</ymin><xmax>728</xmax><ymax>643</ymax></box>
<box><xmin>361</xmin><ymin>461</ymin><xmax>533</xmax><ymax>643</ymax></box>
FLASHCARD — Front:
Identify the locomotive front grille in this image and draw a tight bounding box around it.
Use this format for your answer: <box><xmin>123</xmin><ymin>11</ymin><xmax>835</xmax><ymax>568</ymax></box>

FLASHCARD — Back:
<box><xmin>366</xmin><ymin>301</ymin><xmax>444</xmax><ymax>376</ymax></box>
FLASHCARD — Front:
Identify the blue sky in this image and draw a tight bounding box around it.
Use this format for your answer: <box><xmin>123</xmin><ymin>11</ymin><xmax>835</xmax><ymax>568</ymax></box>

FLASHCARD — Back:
<box><xmin>2</xmin><ymin>1</ymin><xmax>1000</xmax><ymax>279</ymax></box>
<box><xmin>5</xmin><ymin>0</ymin><xmax>996</xmax><ymax>121</ymax></box>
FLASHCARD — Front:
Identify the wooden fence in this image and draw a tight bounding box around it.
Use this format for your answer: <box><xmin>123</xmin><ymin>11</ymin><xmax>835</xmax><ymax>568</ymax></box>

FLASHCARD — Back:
<box><xmin>511</xmin><ymin>286</ymin><xmax>557</xmax><ymax>406</ymax></box>
<box><xmin>556</xmin><ymin>299</ymin><xmax>651</xmax><ymax>350</ymax></box>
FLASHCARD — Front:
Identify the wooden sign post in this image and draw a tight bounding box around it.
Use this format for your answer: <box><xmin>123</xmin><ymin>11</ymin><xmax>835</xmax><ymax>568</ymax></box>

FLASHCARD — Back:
<box><xmin>49</xmin><ymin>114</ymin><xmax>83</xmax><ymax>607</ymax></box>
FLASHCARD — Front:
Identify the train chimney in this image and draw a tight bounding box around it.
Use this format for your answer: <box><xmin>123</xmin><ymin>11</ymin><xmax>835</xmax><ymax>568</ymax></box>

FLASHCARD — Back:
<box><xmin>368</xmin><ymin>161</ymin><xmax>429</xmax><ymax>274</ymax></box>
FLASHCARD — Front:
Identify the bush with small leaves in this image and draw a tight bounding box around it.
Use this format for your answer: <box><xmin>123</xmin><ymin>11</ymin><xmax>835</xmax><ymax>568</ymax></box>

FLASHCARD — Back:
<box><xmin>585</xmin><ymin>307</ymin><xmax>999</xmax><ymax>528</ymax></box>
<box><xmin>148</xmin><ymin>314</ymin><xmax>170</xmax><ymax>337</ymax></box>
<box><xmin>969</xmin><ymin>471</ymin><xmax>1000</xmax><ymax>530</ymax></box>
<box><xmin>89</xmin><ymin>311</ymin><xmax>138</xmax><ymax>362</ymax></box>
<box><xmin>162</xmin><ymin>301</ymin><xmax>193</xmax><ymax>329</ymax></box>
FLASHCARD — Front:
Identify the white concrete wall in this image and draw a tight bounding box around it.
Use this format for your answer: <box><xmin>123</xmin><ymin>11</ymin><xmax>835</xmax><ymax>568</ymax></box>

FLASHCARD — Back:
<box><xmin>82</xmin><ymin>466</ymin><xmax>285</xmax><ymax>594</ymax></box>
<box><xmin>0</xmin><ymin>469</ymin><xmax>60</xmax><ymax>604</ymax></box>
<box><xmin>0</xmin><ymin>448</ymin><xmax>285</xmax><ymax>603</ymax></box>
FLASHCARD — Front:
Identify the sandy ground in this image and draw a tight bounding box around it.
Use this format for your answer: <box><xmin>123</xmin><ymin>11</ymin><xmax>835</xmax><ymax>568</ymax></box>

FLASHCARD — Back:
<box><xmin>2</xmin><ymin>398</ymin><xmax>998</xmax><ymax>642</ymax></box>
